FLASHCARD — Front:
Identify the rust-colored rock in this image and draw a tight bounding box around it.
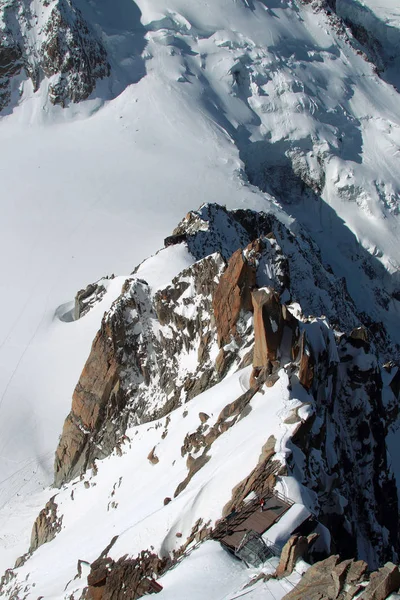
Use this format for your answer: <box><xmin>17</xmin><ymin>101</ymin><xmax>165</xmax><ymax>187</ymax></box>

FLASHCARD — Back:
<box><xmin>54</xmin><ymin>317</ymin><xmax>125</xmax><ymax>487</ymax></box>
<box><xmin>213</xmin><ymin>243</ymin><xmax>258</xmax><ymax>347</ymax></box>
<box><xmin>30</xmin><ymin>496</ymin><xmax>63</xmax><ymax>553</ymax></box>
<box><xmin>298</xmin><ymin>332</ymin><xmax>315</xmax><ymax>391</ymax></box>
<box><xmin>252</xmin><ymin>287</ymin><xmax>284</xmax><ymax>367</ymax></box>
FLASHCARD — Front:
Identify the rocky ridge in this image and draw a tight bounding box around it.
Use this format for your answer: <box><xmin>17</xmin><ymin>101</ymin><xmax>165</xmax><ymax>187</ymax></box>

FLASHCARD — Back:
<box><xmin>2</xmin><ymin>203</ymin><xmax>400</xmax><ymax>598</ymax></box>
<box><xmin>53</xmin><ymin>204</ymin><xmax>400</xmax><ymax>566</ymax></box>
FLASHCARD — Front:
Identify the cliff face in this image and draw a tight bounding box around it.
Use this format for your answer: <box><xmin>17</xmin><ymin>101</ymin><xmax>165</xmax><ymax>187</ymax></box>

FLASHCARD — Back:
<box><xmin>289</xmin><ymin>325</ymin><xmax>399</xmax><ymax>568</ymax></box>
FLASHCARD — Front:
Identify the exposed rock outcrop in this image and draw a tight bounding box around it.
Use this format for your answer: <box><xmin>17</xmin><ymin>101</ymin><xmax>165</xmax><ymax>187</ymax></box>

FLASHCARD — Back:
<box><xmin>289</xmin><ymin>324</ymin><xmax>400</xmax><ymax>567</ymax></box>
<box><xmin>85</xmin><ymin>549</ymin><xmax>167</xmax><ymax>600</ymax></box>
<box><xmin>30</xmin><ymin>496</ymin><xmax>63</xmax><ymax>553</ymax></box>
<box><xmin>282</xmin><ymin>555</ymin><xmax>369</xmax><ymax>600</ymax></box>
<box><xmin>360</xmin><ymin>562</ymin><xmax>400</xmax><ymax>600</ymax></box>
<box><xmin>75</xmin><ymin>279</ymin><xmax>111</xmax><ymax>320</ymax></box>
<box><xmin>55</xmin><ymin>254</ymin><xmax>227</xmax><ymax>486</ymax></box>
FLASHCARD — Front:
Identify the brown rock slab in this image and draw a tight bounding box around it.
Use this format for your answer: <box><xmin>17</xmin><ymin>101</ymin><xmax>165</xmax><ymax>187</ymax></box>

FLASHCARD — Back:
<box><xmin>213</xmin><ymin>244</ymin><xmax>257</xmax><ymax>347</ymax></box>
<box><xmin>275</xmin><ymin>535</ymin><xmax>309</xmax><ymax>578</ymax></box>
<box><xmin>359</xmin><ymin>562</ymin><xmax>400</xmax><ymax>600</ymax></box>
<box><xmin>252</xmin><ymin>287</ymin><xmax>283</xmax><ymax>367</ymax></box>
<box><xmin>282</xmin><ymin>555</ymin><xmax>370</xmax><ymax>600</ymax></box>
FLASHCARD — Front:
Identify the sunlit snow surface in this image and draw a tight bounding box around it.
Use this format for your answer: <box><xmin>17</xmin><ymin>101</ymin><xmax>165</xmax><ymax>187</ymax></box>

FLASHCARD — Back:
<box><xmin>1</xmin><ymin>0</ymin><xmax>400</xmax><ymax>595</ymax></box>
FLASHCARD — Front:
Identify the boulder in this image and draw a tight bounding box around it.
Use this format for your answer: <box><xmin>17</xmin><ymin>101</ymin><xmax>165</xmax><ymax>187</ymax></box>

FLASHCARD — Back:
<box><xmin>147</xmin><ymin>447</ymin><xmax>159</xmax><ymax>465</ymax></box>
<box><xmin>199</xmin><ymin>412</ymin><xmax>210</xmax><ymax>423</ymax></box>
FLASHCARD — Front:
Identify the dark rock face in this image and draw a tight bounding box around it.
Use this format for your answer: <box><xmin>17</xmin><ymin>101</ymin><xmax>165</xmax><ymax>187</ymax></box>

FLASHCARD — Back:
<box><xmin>0</xmin><ymin>0</ymin><xmax>110</xmax><ymax>111</ymax></box>
<box><xmin>30</xmin><ymin>496</ymin><xmax>63</xmax><ymax>553</ymax></box>
<box><xmin>0</xmin><ymin>37</ymin><xmax>22</xmax><ymax>110</ymax></box>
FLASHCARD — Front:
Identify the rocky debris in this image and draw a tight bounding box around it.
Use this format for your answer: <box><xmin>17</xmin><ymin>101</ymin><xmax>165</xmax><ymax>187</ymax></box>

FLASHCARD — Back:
<box><xmin>85</xmin><ymin>549</ymin><xmax>167</xmax><ymax>600</ymax></box>
<box><xmin>0</xmin><ymin>0</ymin><xmax>110</xmax><ymax>111</ymax></box>
<box><xmin>75</xmin><ymin>279</ymin><xmax>112</xmax><ymax>320</ymax></box>
<box><xmin>176</xmin><ymin>382</ymin><xmax>275</xmax><ymax>499</ymax></box>
<box><xmin>30</xmin><ymin>496</ymin><xmax>63</xmax><ymax>553</ymax></box>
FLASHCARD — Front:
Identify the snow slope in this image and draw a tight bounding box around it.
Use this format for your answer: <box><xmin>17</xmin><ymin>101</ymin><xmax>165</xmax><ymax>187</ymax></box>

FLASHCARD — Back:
<box><xmin>0</xmin><ymin>364</ymin><xmax>311</xmax><ymax>597</ymax></box>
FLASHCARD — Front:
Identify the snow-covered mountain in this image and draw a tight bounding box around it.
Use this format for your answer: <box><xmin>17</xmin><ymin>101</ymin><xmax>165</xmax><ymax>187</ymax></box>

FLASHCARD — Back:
<box><xmin>1</xmin><ymin>0</ymin><xmax>400</xmax><ymax>598</ymax></box>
